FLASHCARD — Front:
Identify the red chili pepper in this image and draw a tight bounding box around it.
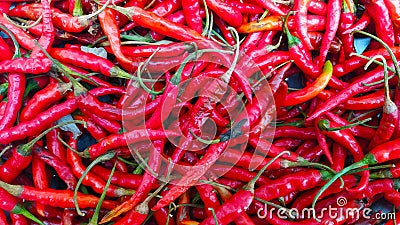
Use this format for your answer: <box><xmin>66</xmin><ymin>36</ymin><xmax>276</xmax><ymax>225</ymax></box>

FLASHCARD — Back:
<box><xmin>20</xmin><ymin>81</ymin><xmax>71</xmax><ymax>122</ymax></box>
<box><xmin>206</xmin><ymin>0</ymin><xmax>243</xmax><ymax>27</ymax></box>
<box><xmin>9</xmin><ymin>3</ymin><xmax>89</xmax><ymax>33</ymax></box>
<box><xmin>50</xmin><ymin>48</ymin><xmax>131</xmax><ymax>78</ymax></box>
<box><xmin>196</xmin><ymin>184</ymin><xmax>221</xmax><ymax>216</ymax></box>
<box><xmin>248</xmin><ymin>0</ymin><xmax>288</xmax><ymax>15</ymax></box>
<box><xmin>113</xmin><ymin>5</ymin><xmax>209</xmax><ymax>42</ymax></box>
<box><xmin>283</xmin><ymin>13</ymin><xmax>321</xmax><ymax>77</ymax></box>
<box><xmin>66</xmin><ymin>144</ymin><xmax>133</xmax><ymax>197</ymax></box>
<box><xmin>30</xmin><ymin>0</ymin><xmax>54</xmax><ymax>58</ymax></box>
<box><xmin>0</xmin><ymin>14</ymin><xmax>36</xmax><ymax>50</ymax></box>
<box><xmin>317</xmin><ymin>0</ymin><xmax>341</xmax><ymax>66</ymax></box>
<box><xmin>33</xmin><ymin>145</ymin><xmax>76</xmax><ymax>190</ymax></box>
<box><xmin>0</xmin><ymin>184</ymin><xmax>43</xmax><ymax>224</ymax></box>
<box><xmin>0</xmin><ymin>98</ymin><xmax>77</xmax><ymax>144</ymax></box>
<box><xmin>214</xmin><ymin>16</ymin><xmax>236</xmax><ymax>45</ymax></box>
<box><xmin>384</xmin><ymin>0</ymin><xmax>400</xmax><ymax>28</ymax></box>
<box><xmin>237</xmin><ymin>15</ymin><xmax>326</xmax><ymax>33</ymax></box>
<box><xmin>283</xmin><ymin>61</ymin><xmax>333</xmax><ymax>106</ymax></box>
<box><xmin>100</xmin><ymin>140</ymin><xmax>165</xmax><ymax>223</ymax></box>
<box><xmin>92</xmin><ymin>165</ymin><xmax>142</xmax><ymax>189</ymax></box>
<box><xmin>0</xmin><ymin>179</ymin><xmax>117</xmax><ymax>210</ymax></box>
<box><xmin>255</xmin><ymin>169</ymin><xmax>332</xmax><ymax>201</ymax></box>
<box><xmin>182</xmin><ymin>0</ymin><xmax>202</xmax><ymax>33</ymax></box>
<box><xmin>361</xmin><ymin>0</ymin><xmax>395</xmax><ymax>46</ymax></box>
<box><xmin>308</xmin><ymin>0</ymin><xmax>327</xmax><ymax>15</ymax></box>
<box><xmin>368</xmin><ymin>59</ymin><xmax>398</xmax><ymax>149</ymax></box>
<box><xmin>0</xmin><ymin>73</ymin><xmax>25</xmax><ymax>130</ymax></box>
<box><xmin>0</xmin><ymin>58</ymin><xmax>52</xmax><ymax>74</ymax></box>
<box><xmin>342</xmin><ymin>11</ymin><xmax>371</xmax><ymax>35</ymax></box>
<box><xmin>82</xmin><ymin>129</ymin><xmax>176</xmax><ymax>158</ymax></box>
<box><xmin>98</xmin><ymin>8</ymin><xmax>131</xmax><ymax>66</ymax></box>
<box><xmin>308</xmin><ymin>61</ymin><xmax>394</xmax><ymax>120</ymax></box>
<box><xmin>0</xmin><ymin>37</ymin><xmax>13</xmax><ymax>61</ymax></box>
<box><xmin>294</xmin><ymin>0</ymin><xmax>314</xmax><ymax>50</ymax></box>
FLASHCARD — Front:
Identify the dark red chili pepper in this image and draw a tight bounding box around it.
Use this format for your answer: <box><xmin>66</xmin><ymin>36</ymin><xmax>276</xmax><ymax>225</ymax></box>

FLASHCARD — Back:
<box><xmin>0</xmin><ymin>37</ymin><xmax>13</xmax><ymax>61</ymax></box>
<box><xmin>45</xmin><ymin>128</ymin><xmax>66</xmax><ymax>161</ymax></box>
<box><xmin>315</xmin><ymin>118</ymin><xmax>333</xmax><ymax>164</ymax></box>
<box><xmin>20</xmin><ymin>81</ymin><xmax>71</xmax><ymax>122</ymax></box>
<box><xmin>214</xmin><ymin>16</ymin><xmax>236</xmax><ymax>45</ymax></box>
<box><xmin>87</xmin><ymin>112</ymin><xmax>122</xmax><ymax>134</ymax></box>
<box><xmin>33</xmin><ymin>145</ymin><xmax>76</xmax><ymax>190</ymax></box>
<box><xmin>317</xmin><ymin>0</ymin><xmax>341</xmax><ymax>66</ymax></box>
<box><xmin>361</xmin><ymin>0</ymin><xmax>395</xmax><ymax>46</ymax></box>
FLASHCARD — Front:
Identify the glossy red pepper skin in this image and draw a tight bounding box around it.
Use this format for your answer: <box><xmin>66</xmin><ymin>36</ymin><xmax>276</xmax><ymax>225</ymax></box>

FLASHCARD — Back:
<box><xmin>0</xmin><ymin>14</ymin><xmax>35</xmax><ymax>50</ymax></box>
<box><xmin>50</xmin><ymin>48</ymin><xmax>127</xmax><ymax>78</ymax></box>
<box><xmin>0</xmin><ymin>73</ymin><xmax>25</xmax><ymax>130</ymax></box>
<box><xmin>206</xmin><ymin>0</ymin><xmax>242</xmax><ymax>27</ymax></box>
<box><xmin>317</xmin><ymin>0</ymin><xmax>341</xmax><ymax>66</ymax></box>
<box><xmin>200</xmin><ymin>190</ymin><xmax>253</xmax><ymax>225</ymax></box>
<box><xmin>0</xmin><ymin>37</ymin><xmax>13</xmax><ymax>61</ymax></box>
<box><xmin>20</xmin><ymin>82</ymin><xmax>71</xmax><ymax>122</ymax></box>
<box><xmin>0</xmin><ymin>181</ymin><xmax>117</xmax><ymax>210</ymax></box>
<box><xmin>92</xmin><ymin>165</ymin><xmax>142</xmax><ymax>189</ymax></box>
<box><xmin>308</xmin><ymin>62</ymin><xmax>394</xmax><ymax>120</ymax></box>
<box><xmin>100</xmin><ymin>140</ymin><xmax>164</xmax><ymax>223</ymax></box>
<box><xmin>384</xmin><ymin>0</ymin><xmax>400</xmax><ymax>28</ymax></box>
<box><xmin>45</xmin><ymin>128</ymin><xmax>66</xmax><ymax>161</ymax></box>
<box><xmin>0</xmin><ymin>98</ymin><xmax>77</xmax><ymax>144</ymax></box>
<box><xmin>9</xmin><ymin>3</ymin><xmax>89</xmax><ymax>33</ymax></box>
<box><xmin>98</xmin><ymin>8</ymin><xmax>131</xmax><ymax>66</ymax></box>
<box><xmin>362</xmin><ymin>0</ymin><xmax>395</xmax><ymax>46</ymax></box>
<box><xmin>181</xmin><ymin>0</ymin><xmax>202</xmax><ymax>33</ymax></box>
<box><xmin>294</xmin><ymin>0</ymin><xmax>313</xmax><ymax>50</ymax></box>
<box><xmin>0</xmin><ymin>58</ymin><xmax>52</xmax><ymax>74</ymax></box>
<box><xmin>30</xmin><ymin>0</ymin><xmax>54</xmax><ymax>58</ymax></box>
<box><xmin>0</xmin><ymin>146</ymin><xmax>32</xmax><ymax>183</ymax></box>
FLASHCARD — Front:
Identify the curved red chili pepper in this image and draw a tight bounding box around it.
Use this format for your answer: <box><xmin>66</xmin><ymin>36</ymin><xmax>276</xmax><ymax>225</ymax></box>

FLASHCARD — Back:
<box><xmin>294</xmin><ymin>0</ymin><xmax>314</xmax><ymax>50</ymax></box>
<box><xmin>317</xmin><ymin>0</ymin><xmax>341</xmax><ymax>66</ymax></box>
<box><xmin>361</xmin><ymin>0</ymin><xmax>395</xmax><ymax>46</ymax></box>
<box><xmin>0</xmin><ymin>73</ymin><xmax>25</xmax><ymax>130</ymax></box>
<box><xmin>20</xmin><ymin>81</ymin><xmax>71</xmax><ymax>122</ymax></box>
<box><xmin>182</xmin><ymin>0</ymin><xmax>202</xmax><ymax>34</ymax></box>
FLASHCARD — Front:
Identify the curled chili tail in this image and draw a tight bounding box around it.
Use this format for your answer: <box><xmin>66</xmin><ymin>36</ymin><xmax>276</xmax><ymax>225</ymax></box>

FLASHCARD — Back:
<box><xmin>346</xmin><ymin>170</ymin><xmax>370</xmax><ymax>193</ymax></box>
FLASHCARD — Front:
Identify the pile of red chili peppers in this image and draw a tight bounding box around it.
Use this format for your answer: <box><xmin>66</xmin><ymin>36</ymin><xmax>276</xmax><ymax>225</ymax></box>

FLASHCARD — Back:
<box><xmin>0</xmin><ymin>0</ymin><xmax>400</xmax><ymax>224</ymax></box>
